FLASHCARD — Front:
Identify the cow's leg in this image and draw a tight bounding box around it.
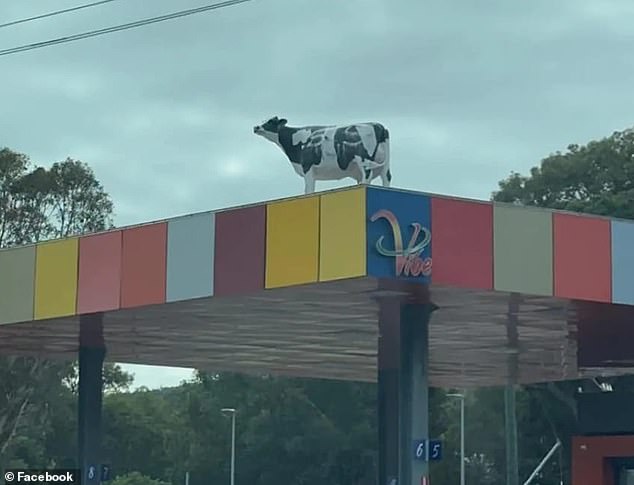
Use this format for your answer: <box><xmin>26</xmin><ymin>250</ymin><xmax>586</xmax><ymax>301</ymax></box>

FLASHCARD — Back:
<box><xmin>354</xmin><ymin>156</ymin><xmax>371</xmax><ymax>184</ymax></box>
<box><xmin>379</xmin><ymin>139</ymin><xmax>391</xmax><ymax>187</ymax></box>
<box><xmin>380</xmin><ymin>169</ymin><xmax>392</xmax><ymax>187</ymax></box>
<box><xmin>304</xmin><ymin>171</ymin><xmax>316</xmax><ymax>194</ymax></box>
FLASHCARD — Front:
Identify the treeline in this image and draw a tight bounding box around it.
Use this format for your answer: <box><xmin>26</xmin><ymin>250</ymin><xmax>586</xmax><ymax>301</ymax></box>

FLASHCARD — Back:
<box><xmin>0</xmin><ymin>369</ymin><xmax>582</xmax><ymax>485</ymax></box>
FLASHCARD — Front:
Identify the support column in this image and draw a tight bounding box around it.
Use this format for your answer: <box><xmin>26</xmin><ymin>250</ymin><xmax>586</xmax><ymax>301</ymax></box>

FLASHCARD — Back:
<box><xmin>399</xmin><ymin>303</ymin><xmax>434</xmax><ymax>485</ymax></box>
<box><xmin>505</xmin><ymin>293</ymin><xmax>520</xmax><ymax>485</ymax></box>
<box><xmin>378</xmin><ymin>298</ymin><xmax>400</xmax><ymax>485</ymax></box>
<box><xmin>78</xmin><ymin>313</ymin><xmax>106</xmax><ymax>484</ymax></box>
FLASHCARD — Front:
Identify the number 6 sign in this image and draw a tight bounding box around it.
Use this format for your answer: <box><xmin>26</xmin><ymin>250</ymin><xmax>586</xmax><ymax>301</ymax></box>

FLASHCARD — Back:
<box><xmin>413</xmin><ymin>440</ymin><xmax>426</xmax><ymax>460</ymax></box>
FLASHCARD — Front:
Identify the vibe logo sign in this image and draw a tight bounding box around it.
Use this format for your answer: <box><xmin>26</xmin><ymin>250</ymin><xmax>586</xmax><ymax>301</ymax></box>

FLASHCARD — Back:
<box><xmin>370</xmin><ymin>209</ymin><xmax>432</xmax><ymax>277</ymax></box>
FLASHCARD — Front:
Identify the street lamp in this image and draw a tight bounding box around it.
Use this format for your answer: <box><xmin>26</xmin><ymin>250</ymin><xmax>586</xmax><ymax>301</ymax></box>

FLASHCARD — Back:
<box><xmin>447</xmin><ymin>393</ymin><xmax>465</xmax><ymax>485</ymax></box>
<box><xmin>221</xmin><ymin>408</ymin><xmax>236</xmax><ymax>485</ymax></box>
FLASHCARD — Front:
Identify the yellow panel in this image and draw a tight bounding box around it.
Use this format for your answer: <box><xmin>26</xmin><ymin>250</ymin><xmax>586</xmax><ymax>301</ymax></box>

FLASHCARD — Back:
<box><xmin>34</xmin><ymin>238</ymin><xmax>79</xmax><ymax>320</ymax></box>
<box><xmin>266</xmin><ymin>195</ymin><xmax>320</xmax><ymax>288</ymax></box>
<box><xmin>319</xmin><ymin>188</ymin><xmax>366</xmax><ymax>281</ymax></box>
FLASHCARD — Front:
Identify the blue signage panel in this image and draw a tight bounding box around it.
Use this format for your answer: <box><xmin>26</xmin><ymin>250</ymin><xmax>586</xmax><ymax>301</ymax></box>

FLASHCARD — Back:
<box><xmin>428</xmin><ymin>439</ymin><xmax>443</xmax><ymax>461</ymax></box>
<box><xmin>101</xmin><ymin>464</ymin><xmax>111</xmax><ymax>481</ymax></box>
<box><xmin>413</xmin><ymin>439</ymin><xmax>427</xmax><ymax>460</ymax></box>
<box><xmin>366</xmin><ymin>187</ymin><xmax>432</xmax><ymax>283</ymax></box>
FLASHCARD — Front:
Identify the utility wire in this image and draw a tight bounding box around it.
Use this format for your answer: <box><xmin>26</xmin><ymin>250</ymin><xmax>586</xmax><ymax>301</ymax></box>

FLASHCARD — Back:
<box><xmin>0</xmin><ymin>0</ymin><xmax>120</xmax><ymax>29</ymax></box>
<box><xmin>0</xmin><ymin>0</ymin><xmax>252</xmax><ymax>57</ymax></box>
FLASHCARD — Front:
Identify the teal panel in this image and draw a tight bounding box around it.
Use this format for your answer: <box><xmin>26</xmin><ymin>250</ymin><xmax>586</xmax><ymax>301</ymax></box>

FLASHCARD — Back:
<box><xmin>166</xmin><ymin>212</ymin><xmax>215</xmax><ymax>302</ymax></box>
<box><xmin>493</xmin><ymin>205</ymin><xmax>553</xmax><ymax>296</ymax></box>
<box><xmin>0</xmin><ymin>245</ymin><xmax>36</xmax><ymax>324</ymax></box>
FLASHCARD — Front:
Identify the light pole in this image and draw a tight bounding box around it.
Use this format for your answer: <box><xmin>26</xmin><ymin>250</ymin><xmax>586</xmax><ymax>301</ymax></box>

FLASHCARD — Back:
<box><xmin>448</xmin><ymin>393</ymin><xmax>465</xmax><ymax>485</ymax></box>
<box><xmin>221</xmin><ymin>408</ymin><xmax>236</xmax><ymax>485</ymax></box>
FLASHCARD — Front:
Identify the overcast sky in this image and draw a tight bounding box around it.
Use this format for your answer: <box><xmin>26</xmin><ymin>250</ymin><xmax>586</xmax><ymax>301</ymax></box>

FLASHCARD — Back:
<box><xmin>2</xmin><ymin>0</ymin><xmax>634</xmax><ymax>388</ymax></box>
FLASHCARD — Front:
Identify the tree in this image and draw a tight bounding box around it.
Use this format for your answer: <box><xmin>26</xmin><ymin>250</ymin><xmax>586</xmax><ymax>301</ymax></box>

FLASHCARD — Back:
<box><xmin>493</xmin><ymin>128</ymin><xmax>634</xmax><ymax>219</ymax></box>
<box><xmin>101</xmin><ymin>388</ymin><xmax>187</xmax><ymax>482</ymax></box>
<box><xmin>493</xmin><ymin>125</ymin><xmax>634</xmax><ymax>484</ymax></box>
<box><xmin>179</xmin><ymin>372</ymin><xmax>382</xmax><ymax>485</ymax></box>
<box><xmin>110</xmin><ymin>472</ymin><xmax>172</xmax><ymax>485</ymax></box>
<box><xmin>0</xmin><ymin>147</ymin><xmax>119</xmax><ymax>466</ymax></box>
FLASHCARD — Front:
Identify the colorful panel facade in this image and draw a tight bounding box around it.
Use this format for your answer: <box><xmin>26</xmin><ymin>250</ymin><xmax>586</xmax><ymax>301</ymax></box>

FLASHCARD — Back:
<box><xmin>319</xmin><ymin>188</ymin><xmax>366</xmax><ymax>282</ymax></box>
<box><xmin>77</xmin><ymin>231</ymin><xmax>122</xmax><ymax>314</ymax></box>
<box><xmin>166</xmin><ymin>213</ymin><xmax>215</xmax><ymax>302</ymax></box>
<box><xmin>5</xmin><ymin>186</ymin><xmax>634</xmax><ymax>330</ymax></box>
<box><xmin>34</xmin><ymin>239</ymin><xmax>79</xmax><ymax>320</ymax></box>
<box><xmin>611</xmin><ymin>220</ymin><xmax>634</xmax><ymax>305</ymax></box>
<box><xmin>431</xmin><ymin>197</ymin><xmax>493</xmax><ymax>290</ymax></box>
<box><xmin>493</xmin><ymin>205</ymin><xmax>553</xmax><ymax>296</ymax></box>
<box><xmin>553</xmin><ymin>213</ymin><xmax>611</xmax><ymax>302</ymax></box>
<box><xmin>265</xmin><ymin>195</ymin><xmax>320</xmax><ymax>288</ymax></box>
<box><xmin>0</xmin><ymin>246</ymin><xmax>35</xmax><ymax>324</ymax></box>
<box><xmin>214</xmin><ymin>205</ymin><xmax>266</xmax><ymax>296</ymax></box>
<box><xmin>366</xmin><ymin>187</ymin><xmax>431</xmax><ymax>283</ymax></box>
<box><xmin>120</xmin><ymin>223</ymin><xmax>167</xmax><ymax>309</ymax></box>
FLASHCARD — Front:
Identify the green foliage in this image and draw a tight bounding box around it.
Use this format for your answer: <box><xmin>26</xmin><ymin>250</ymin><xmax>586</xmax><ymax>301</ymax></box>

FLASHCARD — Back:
<box><xmin>0</xmin><ymin>147</ymin><xmax>119</xmax><ymax>465</ymax></box>
<box><xmin>183</xmin><ymin>373</ymin><xmax>367</xmax><ymax>485</ymax></box>
<box><xmin>0</xmin><ymin>148</ymin><xmax>114</xmax><ymax>247</ymax></box>
<box><xmin>64</xmin><ymin>362</ymin><xmax>134</xmax><ymax>395</ymax></box>
<box><xmin>493</xmin><ymin>127</ymin><xmax>634</xmax><ymax>219</ymax></box>
<box><xmin>101</xmin><ymin>388</ymin><xmax>188</xmax><ymax>482</ymax></box>
<box><xmin>110</xmin><ymin>472</ymin><xmax>171</xmax><ymax>485</ymax></box>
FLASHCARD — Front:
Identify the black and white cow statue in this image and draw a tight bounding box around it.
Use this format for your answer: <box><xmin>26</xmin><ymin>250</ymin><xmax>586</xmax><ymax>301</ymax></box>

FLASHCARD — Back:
<box><xmin>253</xmin><ymin>117</ymin><xmax>391</xmax><ymax>194</ymax></box>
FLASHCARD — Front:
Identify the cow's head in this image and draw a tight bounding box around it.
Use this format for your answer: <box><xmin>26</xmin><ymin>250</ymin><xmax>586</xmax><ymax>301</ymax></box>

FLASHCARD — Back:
<box><xmin>253</xmin><ymin>116</ymin><xmax>287</xmax><ymax>143</ymax></box>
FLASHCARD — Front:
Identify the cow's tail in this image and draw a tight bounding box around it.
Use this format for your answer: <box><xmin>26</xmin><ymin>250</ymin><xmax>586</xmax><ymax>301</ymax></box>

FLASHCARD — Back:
<box><xmin>365</xmin><ymin>127</ymin><xmax>390</xmax><ymax>169</ymax></box>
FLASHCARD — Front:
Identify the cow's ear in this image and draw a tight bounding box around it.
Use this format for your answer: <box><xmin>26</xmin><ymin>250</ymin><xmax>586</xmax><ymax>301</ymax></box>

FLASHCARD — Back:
<box><xmin>279</xmin><ymin>118</ymin><xmax>288</xmax><ymax>126</ymax></box>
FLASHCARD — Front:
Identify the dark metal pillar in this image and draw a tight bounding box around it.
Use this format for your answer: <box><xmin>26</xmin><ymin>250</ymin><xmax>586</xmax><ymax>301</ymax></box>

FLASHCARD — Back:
<box><xmin>505</xmin><ymin>293</ymin><xmax>520</xmax><ymax>485</ymax></box>
<box><xmin>78</xmin><ymin>313</ymin><xmax>105</xmax><ymax>484</ymax></box>
<box><xmin>378</xmin><ymin>298</ymin><xmax>401</xmax><ymax>485</ymax></box>
<box><xmin>399</xmin><ymin>302</ymin><xmax>434</xmax><ymax>485</ymax></box>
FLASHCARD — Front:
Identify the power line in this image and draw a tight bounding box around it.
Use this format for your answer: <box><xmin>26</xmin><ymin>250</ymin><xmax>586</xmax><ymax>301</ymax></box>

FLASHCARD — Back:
<box><xmin>0</xmin><ymin>0</ymin><xmax>253</xmax><ymax>58</ymax></box>
<box><xmin>0</xmin><ymin>0</ymin><xmax>120</xmax><ymax>30</ymax></box>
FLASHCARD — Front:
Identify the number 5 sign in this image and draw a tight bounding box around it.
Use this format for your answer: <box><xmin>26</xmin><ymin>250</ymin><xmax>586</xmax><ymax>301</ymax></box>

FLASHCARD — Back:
<box><xmin>428</xmin><ymin>440</ymin><xmax>443</xmax><ymax>461</ymax></box>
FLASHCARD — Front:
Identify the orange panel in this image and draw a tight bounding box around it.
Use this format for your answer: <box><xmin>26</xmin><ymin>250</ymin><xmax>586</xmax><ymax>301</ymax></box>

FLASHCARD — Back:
<box><xmin>120</xmin><ymin>223</ymin><xmax>167</xmax><ymax>308</ymax></box>
<box><xmin>77</xmin><ymin>231</ymin><xmax>122</xmax><ymax>314</ymax></box>
<box><xmin>553</xmin><ymin>213</ymin><xmax>611</xmax><ymax>302</ymax></box>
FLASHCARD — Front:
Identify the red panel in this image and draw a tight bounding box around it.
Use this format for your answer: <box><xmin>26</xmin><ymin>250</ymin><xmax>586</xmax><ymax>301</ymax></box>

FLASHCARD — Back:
<box><xmin>554</xmin><ymin>213</ymin><xmax>611</xmax><ymax>302</ymax></box>
<box><xmin>571</xmin><ymin>435</ymin><xmax>634</xmax><ymax>485</ymax></box>
<box><xmin>120</xmin><ymin>223</ymin><xmax>167</xmax><ymax>308</ymax></box>
<box><xmin>214</xmin><ymin>205</ymin><xmax>265</xmax><ymax>296</ymax></box>
<box><xmin>77</xmin><ymin>231</ymin><xmax>122</xmax><ymax>314</ymax></box>
<box><xmin>431</xmin><ymin>197</ymin><xmax>493</xmax><ymax>289</ymax></box>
